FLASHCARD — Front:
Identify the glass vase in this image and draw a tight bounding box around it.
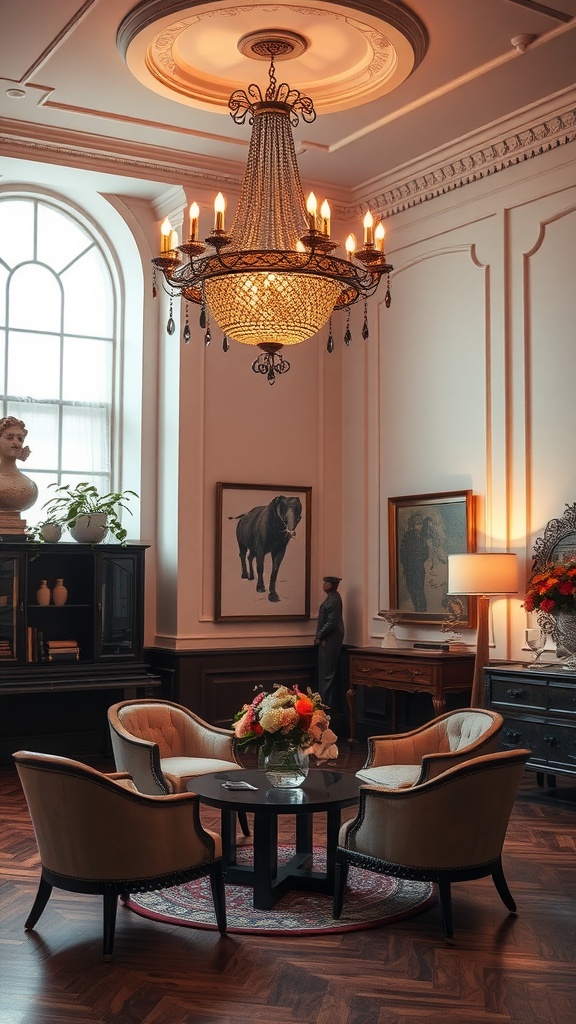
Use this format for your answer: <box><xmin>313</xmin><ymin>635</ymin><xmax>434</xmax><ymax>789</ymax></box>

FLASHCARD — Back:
<box><xmin>258</xmin><ymin>745</ymin><xmax>309</xmax><ymax>788</ymax></box>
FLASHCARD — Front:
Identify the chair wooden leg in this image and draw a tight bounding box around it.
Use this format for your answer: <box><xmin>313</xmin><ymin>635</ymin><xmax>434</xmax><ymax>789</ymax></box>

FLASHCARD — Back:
<box><xmin>492</xmin><ymin>859</ymin><xmax>516</xmax><ymax>912</ymax></box>
<box><xmin>25</xmin><ymin>873</ymin><xmax>53</xmax><ymax>930</ymax></box>
<box><xmin>209</xmin><ymin>862</ymin><xmax>227</xmax><ymax>935</ymax></box>
<box><xmin>437</xmin><ymin>879</ymin><xmax>454</xmax><ymax>940</ymax></box>
<box><xmin>102</xmin><ymin>891</ymin><xmax>118</xmax><ymax>961</ymax></box>
<box><xmin>238</xmin><ymin>810</ymin><xmax>250</xmax><ymax>837</ymax></box>
<box><xmin>332</xmin><ymin>855</ymin><xmax>349</xmax><ymax>919</ymax></box>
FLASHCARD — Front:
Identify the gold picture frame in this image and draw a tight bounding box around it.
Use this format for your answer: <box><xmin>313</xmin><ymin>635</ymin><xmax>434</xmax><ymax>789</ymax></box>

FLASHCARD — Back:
<box><xmin>388</xmin><ymin>489</ymin><xmax>476</xmax><ymax>626</ymax></box>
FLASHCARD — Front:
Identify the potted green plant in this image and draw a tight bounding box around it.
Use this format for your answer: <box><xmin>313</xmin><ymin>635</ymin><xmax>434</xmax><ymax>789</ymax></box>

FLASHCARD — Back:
<box><xmin>42</xmin><ymin>482</ymin><xmax>138</xmax><ymax>544</ymax></box>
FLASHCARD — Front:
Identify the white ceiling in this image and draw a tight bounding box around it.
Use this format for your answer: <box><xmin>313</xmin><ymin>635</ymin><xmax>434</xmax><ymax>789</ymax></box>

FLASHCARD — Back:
<box><xmin>0</xmin><ymin>0</ymin><xmax>575</xmax><ymax>207</ymax></box>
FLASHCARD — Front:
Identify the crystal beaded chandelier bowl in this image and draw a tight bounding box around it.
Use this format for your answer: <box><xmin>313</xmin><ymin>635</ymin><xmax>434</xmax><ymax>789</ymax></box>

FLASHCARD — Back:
<box><xmin>152</xmin><ymin>32</ymin><xmax>394</xmax><ymax>383</ymax></box>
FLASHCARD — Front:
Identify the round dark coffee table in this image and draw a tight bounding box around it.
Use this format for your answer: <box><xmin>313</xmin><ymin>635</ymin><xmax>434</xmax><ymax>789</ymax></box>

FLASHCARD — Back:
<box><xmin>188</xmin><ymin>768</ymin><xmax>360</xmax><ymax>911</ymax></box>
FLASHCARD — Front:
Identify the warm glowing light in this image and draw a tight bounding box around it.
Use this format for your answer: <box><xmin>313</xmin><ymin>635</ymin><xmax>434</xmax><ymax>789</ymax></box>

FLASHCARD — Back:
<box><xmin>375</xmin><ymin>222</ymin><xmax>385</xmax><ymax>251</ymax></box>
<box><xmin>345</xmin><ymin>233</ymin><xmax>357</xmax><ymax>260</ymax></box>
<box><xmin>160</xmin><ymin>217</ymin><xmax>172</xmax><ymax>253</ymax></box>
<box><xmin>189</xmin><ymin>202</ymin><xmax>199</xmax><ymax>241</ymax></box>
<box><xmin>169</xmin><ymin>229</ymin><xmax>178</xmax><ymax>251</ymax></box>
<box><xmin>306</xmin><ymin>192</ymin><xmax>318</xmax><ymax>231</ymax></box>
<box><xmin>320</xmin><ymin>199</ymin><xmax>331</xmax><ymax>236</ymax></box>
<box><xmin>296</xmin><ymin>240</ymin><xmax>306</xmax><ymax>252</ymax></box>
<box><xmin>363</xmin><ymin>211</ymin><xmax>374</xmax><ymax>245</ymax></box>
<box><xmin>214</xmin><ymin>192</ymin><xmax>226</xmax><ymax>231</ymax></box>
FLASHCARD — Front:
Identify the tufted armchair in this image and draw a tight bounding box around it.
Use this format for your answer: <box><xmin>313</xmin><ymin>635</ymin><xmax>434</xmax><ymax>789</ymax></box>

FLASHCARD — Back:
<box><xmin>108</xmin><ymin>698</ymin><xmax>250</xmax><ymax>835</ymax></box>
<box><xmin>334</xmin><ymin>747</ymin><xmax>530</xmax><ymax>939</ymax></box>
<box><xmin>14</xmin><ymin>750</ymin><xmax>226</xmax><ymax>960</ymax></box>
<box><xmin>356</xmin><ymin>708</ymin><xmax>504</xmax><ymax>789</ymax></box>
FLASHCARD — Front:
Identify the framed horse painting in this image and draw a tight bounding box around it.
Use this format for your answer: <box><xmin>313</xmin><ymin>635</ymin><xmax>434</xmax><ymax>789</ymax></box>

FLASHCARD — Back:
<box><xmin>215</xmin><ymin>483</ymin><xmax>312</xmax><ymax>621</ymax></box>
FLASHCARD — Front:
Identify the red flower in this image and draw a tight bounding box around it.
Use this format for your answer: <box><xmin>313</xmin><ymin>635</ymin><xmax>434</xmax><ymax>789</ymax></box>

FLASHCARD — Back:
<box><xmin>558</xmin><ymin>582</ymin><xmax>574</xmax><ymax>596</ymax></box>
<box><xmin>540</xmin><ymin>598</ymin><xmax>555</xmax><ymax>613</ymax></box>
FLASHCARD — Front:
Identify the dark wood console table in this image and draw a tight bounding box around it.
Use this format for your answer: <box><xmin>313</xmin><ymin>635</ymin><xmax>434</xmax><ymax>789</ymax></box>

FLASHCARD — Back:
<box><xmin>347</xmin><ymin>647</ymin><xmax>475</xmax><ymax>742</ymax></box>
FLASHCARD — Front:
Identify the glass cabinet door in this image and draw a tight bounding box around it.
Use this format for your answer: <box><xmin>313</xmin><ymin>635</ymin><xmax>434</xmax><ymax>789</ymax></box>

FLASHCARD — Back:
<box><xmin>99</xmin><ymin>553</ymin><xmax>141</xmax><ymax>659</ymax></box>
<box><xmin>0</xmin><ymin>557</ymin><xmax>20</xmax><ymax>662</ymax></box>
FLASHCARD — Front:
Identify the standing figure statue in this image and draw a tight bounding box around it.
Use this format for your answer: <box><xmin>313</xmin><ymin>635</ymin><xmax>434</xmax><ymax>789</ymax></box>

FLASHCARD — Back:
<box><xmin>314</xmin><ymin>576</ymin><xmax>345</xmax><ymax>711</ymax></box>
<box><xmin>0</xmin><ymin>416</ymin><xmax>38</xmax><ymax>536</ymax></box>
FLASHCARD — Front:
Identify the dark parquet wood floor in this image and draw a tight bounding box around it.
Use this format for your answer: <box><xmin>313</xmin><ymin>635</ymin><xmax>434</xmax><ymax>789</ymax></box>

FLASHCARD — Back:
<box><xmin>1</xmin><ymin>745</ymin><xmax>575</xmax><ymax>1024</ymax></box>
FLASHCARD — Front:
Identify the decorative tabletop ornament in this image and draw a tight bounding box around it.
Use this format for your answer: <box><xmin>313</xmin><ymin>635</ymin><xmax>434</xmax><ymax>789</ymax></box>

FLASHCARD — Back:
<box><xmin>0</xmin><ymin>416</ymin><xmax>38</xmax><ymax>536</ymax></box>
<box><xmin>36</xmin><ymin>580</ymin><xmax>50</xmax><ymax>606</ymax></box>
<box><xmin>52</xmin><ymin>579</ymin><xmax>68</xmax><ymax>606</ymax></box>
<box><xmin>378</xmin><ymin>609</ymin><xmax>402</xmax><ymax>648</ymax></box>
<box><xmin>233</xmin><ymin>685</ymin><xmax>338</xmax><ymax>788</ymax></box>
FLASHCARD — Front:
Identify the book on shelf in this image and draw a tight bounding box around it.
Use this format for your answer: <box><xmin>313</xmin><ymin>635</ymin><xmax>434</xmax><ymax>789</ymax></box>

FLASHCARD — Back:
<box><xmin>47</xmin><ymin>649</ymin><xmax>80</xmax><ymax>662</ymax></box>
<box><xmin>26</xmin><ymin>627</ymin><xmax>48</xmax><ymax>662</ymax></box>
<box><xmin>45</xmin><ymin>639</ymin><xmax>79</xmax><ymax>656</ymax></box>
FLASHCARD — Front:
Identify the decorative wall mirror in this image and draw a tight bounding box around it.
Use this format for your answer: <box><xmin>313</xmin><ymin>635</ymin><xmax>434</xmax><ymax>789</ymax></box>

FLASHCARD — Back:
<box><xmin>531</xmin><ymin>502</ymin><xmax>576</xmax><ymax>573</ymax></box>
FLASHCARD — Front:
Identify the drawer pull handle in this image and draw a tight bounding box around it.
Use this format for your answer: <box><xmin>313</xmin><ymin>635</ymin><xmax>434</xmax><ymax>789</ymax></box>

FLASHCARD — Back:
<box><xmin>544</xmin><ymin>735</ymin><xmax>557</xmax><ymax>747</ymax></box>
<box><xmin>504</xmin><ymin>730</ymin><xmax>521</xmax><ymax>743</ymax></box>
<box><xmin>507</xmin><ymin>688</ymin><xmax>526</xmax><ymax>699</ymax></box>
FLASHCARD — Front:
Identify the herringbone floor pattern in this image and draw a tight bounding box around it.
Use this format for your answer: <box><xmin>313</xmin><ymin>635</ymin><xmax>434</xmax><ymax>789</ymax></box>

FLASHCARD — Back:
<box><xmin>0</xmin><ymin>747</ymin><xmax>574</xmax><ymax>1024</ymax></box>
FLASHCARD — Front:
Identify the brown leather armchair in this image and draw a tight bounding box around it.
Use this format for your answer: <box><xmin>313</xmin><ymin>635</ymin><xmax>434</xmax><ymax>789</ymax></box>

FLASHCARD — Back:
<box><xmin>334</xmin><ymin>747</ymin><xmax>530</xmax><ymax>939</ymax></box>
<box><xmin>14</xmin><ymin>750</ymin><xmax>227</xmax><ymax>960</ymax></box>
<box><xmin>356</xmin><ymin>708</ymin><xmax>504</xmax><ymax>788</ymax></box>
<box><xmin>108</xmin><ymin>697</ymin><xmax>250</xmax><ymax>835</ymax></box>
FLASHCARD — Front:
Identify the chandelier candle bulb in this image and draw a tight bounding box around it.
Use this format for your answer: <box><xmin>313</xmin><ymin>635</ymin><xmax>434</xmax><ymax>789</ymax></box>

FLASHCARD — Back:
<box><xmin>160</xmin><ymin>217</ymin><xmax>172</xmax><ymax>253</ymax></box>
<box><xmin>320</xmin><ymin>199</ymin><xmax>331</xmax><ymax>236</ymax></box>
<box><xmin>169</xmin><ymin>229</ymin><xmax>178</xmax><ymax>251</ymax></box>
<box><xmin>363</xmin><ymin>211</ymin><xmax>374</xmax><ymax>245</ymax></box>
<box><xmin>214</xmin><ymin>193</ymin><xmax>226</xmax><ymax>231</ymax></box>
<box><xmin>375</xmin><ymin>222</ymin><xmax>385</xmax><ymax>251</ymax></box>
<box><xmin>189</xmin><ymin>202</ymin><xmax>199</xmax><ymax>241</ymax></box>
<box><xmin>346</xmin><ymin>233</ymin><xmax>357</xmax><ymax>260</ymax></box>
<box><xmin>306</xmin><ymin>192</ymin><xmax>318</xmax><ymax>231</ymax></box>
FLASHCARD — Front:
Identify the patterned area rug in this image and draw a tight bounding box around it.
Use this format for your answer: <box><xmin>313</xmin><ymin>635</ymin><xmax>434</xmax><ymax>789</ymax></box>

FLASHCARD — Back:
<box><xmin>125</xmin><ymin>845</ymin><xmax>436</xmax><ymax>936</ymax></box>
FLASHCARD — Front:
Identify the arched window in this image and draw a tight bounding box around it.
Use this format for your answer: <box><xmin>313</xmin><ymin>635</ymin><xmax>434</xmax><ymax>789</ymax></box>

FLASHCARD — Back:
<box><xmin>0</xmin><ymin>195</ymin><xmax>115</xmax><ymax>524</ymax></box>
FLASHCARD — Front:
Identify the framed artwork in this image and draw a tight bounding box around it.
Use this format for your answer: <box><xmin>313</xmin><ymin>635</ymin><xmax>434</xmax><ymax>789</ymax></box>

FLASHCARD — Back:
<box><xmin>215</xmin><ymin>483</ymin><xmax>311</xmax><ymax>622</ymax></box>
<box><xmin>388</xmin><ymin>489</ymin><xmax>476</xmax><ymax>626</ymax></box>
<box><xmin>532</xmin><ymin>502</ymin><xmax>576</xmax><ymax>573</ymax></box>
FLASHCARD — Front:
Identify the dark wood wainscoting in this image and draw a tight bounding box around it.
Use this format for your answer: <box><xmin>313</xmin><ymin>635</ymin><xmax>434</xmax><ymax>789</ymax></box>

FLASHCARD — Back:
<box><xmin>145</xmin><ymin>645</ymin><xmax>319</xmax><ymax>730</ymax></box>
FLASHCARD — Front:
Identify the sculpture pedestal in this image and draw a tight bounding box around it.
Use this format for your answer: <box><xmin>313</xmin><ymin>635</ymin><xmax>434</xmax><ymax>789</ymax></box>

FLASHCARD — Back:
<box><xmin>0</xmin><ymin>509</ymin><xmax>28</xmax><ymax>535</ymax></box>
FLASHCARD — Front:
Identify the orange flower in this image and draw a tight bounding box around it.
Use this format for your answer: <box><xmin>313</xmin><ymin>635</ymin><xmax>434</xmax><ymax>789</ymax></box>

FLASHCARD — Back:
<box><xmin>295</xmin><ymin>694</ymin><xmax>314</xmax><ymax>716</ymax></box>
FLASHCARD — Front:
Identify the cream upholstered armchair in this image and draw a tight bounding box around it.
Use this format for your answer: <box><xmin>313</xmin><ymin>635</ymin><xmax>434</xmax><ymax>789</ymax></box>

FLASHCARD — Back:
<box><xmin>108</xmin><ymin>698</ymin><xmax>250</xmax><ymax>835</ymax></box>
<box><xmin>334</xmin><ymin>747</ymin><xmax>530</xmax><ymax>939</ymax></box>
<box><xmin>14</xmin><ymin>750</ymin><xmax>226</xmax><ymax>961</ymax></box>
<box><xmin>356</xmin><ymin>708</ymin><xmax>503</xmax><ymax>789</ymax></box>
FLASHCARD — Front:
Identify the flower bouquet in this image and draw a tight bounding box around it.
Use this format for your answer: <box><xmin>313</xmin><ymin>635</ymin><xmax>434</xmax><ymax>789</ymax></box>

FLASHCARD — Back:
<box><xmin>232</xmin><ymin>685</ymin><xmax>338</xmax><ymax>762</ymax></box>
<box><xmin>524</xmin><ymin>561</ymin><xmax>576</xmax><ymax>615</ymax></box>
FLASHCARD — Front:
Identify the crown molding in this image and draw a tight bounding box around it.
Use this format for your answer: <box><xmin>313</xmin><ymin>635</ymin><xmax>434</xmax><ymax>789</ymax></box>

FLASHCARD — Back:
<box><xmin>350</xmin><ymin>88</ymin><xmax>576</xmax><ymax>219</ymax></box>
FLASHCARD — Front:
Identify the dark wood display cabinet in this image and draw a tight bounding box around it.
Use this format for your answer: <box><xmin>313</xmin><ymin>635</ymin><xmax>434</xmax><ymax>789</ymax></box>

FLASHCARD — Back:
<box><xmin>485</xmin><ymin>662</ymin><xmax>576</xmax><ymax>786</ymax></box>
<box><xmin>0</xmin><ymin>542</ymin><xmax>160</xmax><ymax>763</ymax></box>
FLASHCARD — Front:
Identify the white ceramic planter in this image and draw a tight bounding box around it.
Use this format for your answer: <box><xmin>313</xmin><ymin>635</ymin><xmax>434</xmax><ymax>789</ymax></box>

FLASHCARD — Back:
<box><xmin>69</xmin><ymin>513</ymin><xmax>108</xmax><ymax>544</ymax></box>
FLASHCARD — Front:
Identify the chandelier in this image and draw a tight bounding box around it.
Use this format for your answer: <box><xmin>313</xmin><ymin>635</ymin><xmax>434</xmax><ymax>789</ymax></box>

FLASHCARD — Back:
<box><xmin>152</xmin><ymin>34</ymin><xmax>393</xmax><ymax>384</ymax></box>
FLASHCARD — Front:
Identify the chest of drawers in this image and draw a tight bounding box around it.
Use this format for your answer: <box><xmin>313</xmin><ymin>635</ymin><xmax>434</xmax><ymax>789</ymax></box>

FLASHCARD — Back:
<box><xmin>485</xmin><ymin>663</ymin><xmax>576</xmax><ymax>780</ymax></box>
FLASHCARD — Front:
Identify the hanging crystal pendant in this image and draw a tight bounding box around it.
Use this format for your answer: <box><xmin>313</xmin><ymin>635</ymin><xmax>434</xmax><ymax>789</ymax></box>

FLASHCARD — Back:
<box><xmin>344</xmin><ymin>310</ymin><xmax>352</xmax><ymax>346</ymax></box>
<box><xmin>199</xmin><ymin>302</ymin><xmax>206</xmax><ymax>329</ymax></box>
<box><xmin>327</xmin><ymin>318</ymin><xmax>334</xmax><ymax>353</ymax></box>
<box><xmin>222</xmin><ymin>335</ymin><xmax>230</xmax><ymax>352</ymax></box>
<box><xmin>183</xmin><ymin>323</ymin><xmax>191</xmax><ymax>343</ymax></box>
<box><xmin>362</xmin><ymin>300</ymin><xmax>369</xmax><ymax>340</ymax></box>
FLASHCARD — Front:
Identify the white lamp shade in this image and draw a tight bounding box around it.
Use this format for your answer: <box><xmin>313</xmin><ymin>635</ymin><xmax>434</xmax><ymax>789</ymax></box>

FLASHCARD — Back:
<box><xmin>447</xmin><ymin>552</ymin><xmax>518</xmax><ymax>596</ymax></box>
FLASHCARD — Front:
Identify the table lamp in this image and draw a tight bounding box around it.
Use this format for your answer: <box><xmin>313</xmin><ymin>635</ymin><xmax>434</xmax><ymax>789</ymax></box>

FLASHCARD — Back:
<box><xmin>447</xmin><ymin>552</ymin><xmax>518</xmax><ymax>707</ymax></box>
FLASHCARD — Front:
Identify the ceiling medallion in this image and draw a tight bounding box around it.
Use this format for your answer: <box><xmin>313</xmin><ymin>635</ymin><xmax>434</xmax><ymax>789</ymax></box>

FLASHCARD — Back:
<box><xmin>118</xmin><ymin>1</ymin><xmax>427</xmax><ymax>114</ymax></box>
